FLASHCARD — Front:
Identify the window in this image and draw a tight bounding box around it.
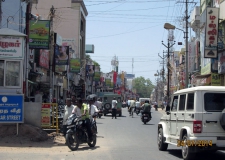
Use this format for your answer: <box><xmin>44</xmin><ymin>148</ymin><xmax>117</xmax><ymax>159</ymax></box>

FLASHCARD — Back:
<box><xmin>171</xmin><ymin>96</ymin><xmax>178</xmax><ymax>112</ymax></box>
<box><xmin>204</xmin><ymin>93</ymin><xmax>225</xmax><ymax>112</ymax></box>
<box><xmin>0</xmin><ymin>60</ymin><xmax>21</xmax><ymax>87</ymax></box>
<box><xmin>179</xmin><ymin>95</ymin><xmax>186</xmax><ymax>111</ymax></box>
<box><xmin>187</xmin><ymin>93</ymin><xmax>194</xmax><ymax>110</ymax></box>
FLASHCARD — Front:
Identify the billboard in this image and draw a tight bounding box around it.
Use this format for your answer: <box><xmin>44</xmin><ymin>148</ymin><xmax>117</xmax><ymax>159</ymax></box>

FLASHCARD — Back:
<box><xmin>39</xmin><ymin>49</ymin><xmax>49</xmax><ymax>69</ymax></box>
<box><xmin>29</xmin><ymin>20</ymin><xmax>50</xmax><ymax>49</ymax></box>
<box><xmin>70</xmin><ymin>58</ymin><xmax>80</xmax><ymax>73</ymax></box>
<box><xmin>62</xmin><ymin>38</ymin><xmax>78</xmax><ymax>58</ymax></box>
<box><xmin>55</xmin><ymin>45</ymin><xmax>69</xmax><ymax>65</ymax></box>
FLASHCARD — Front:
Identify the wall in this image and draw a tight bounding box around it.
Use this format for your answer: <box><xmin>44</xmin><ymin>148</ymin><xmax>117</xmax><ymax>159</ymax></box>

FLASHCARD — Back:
<box><xmin>24</xmin><ymin>102</ymin><xmax>42</xmax><ymax>127</ymax></box>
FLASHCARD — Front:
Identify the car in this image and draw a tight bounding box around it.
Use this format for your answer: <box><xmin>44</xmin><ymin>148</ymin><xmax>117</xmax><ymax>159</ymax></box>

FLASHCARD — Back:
<box><xmin>157</xmin><ymin>86</ymin><xmax>225</xmax><ymax>160</ymax></box>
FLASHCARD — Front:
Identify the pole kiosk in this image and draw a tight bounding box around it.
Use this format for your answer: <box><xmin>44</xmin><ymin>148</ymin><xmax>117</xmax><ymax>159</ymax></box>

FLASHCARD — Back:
<box><xmin>162</xmin><ymin>39</ymin><xmax>175</xmax><ymax>103</ymax></box>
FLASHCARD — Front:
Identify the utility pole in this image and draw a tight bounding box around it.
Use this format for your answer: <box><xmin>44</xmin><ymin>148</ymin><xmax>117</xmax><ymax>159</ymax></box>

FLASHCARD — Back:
<box><xmin>162</xmin><ymin>39</ymin><xmax>175</xmax><ymax>102</ymax></box>
<box><xmin>49</xmin><ymin>6</ymin><xmax>55</xmax><ymax>103</ymax></box>
<box><xmin>158</xmin><ymin>52</ymin><xmax>166</xmax><ymax>101</ymax></box>
<box><xmin>185</xmin><ymin>0</ymin><xmax>189</xmax><ymax>88</ymax></box>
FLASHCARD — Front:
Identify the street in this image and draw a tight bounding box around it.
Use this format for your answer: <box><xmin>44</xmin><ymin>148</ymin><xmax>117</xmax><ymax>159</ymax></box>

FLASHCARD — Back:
<box><xmin>0</xmin><ymin>108</ymin><xmax>225</xmax><ymax>160</ymax></box>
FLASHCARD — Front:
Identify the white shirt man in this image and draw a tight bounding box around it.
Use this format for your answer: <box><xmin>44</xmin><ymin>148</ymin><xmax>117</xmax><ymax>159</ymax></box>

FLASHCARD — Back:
<box><xmin>112</xmin><ymin>99</ymin><xmax>118</xmax><ymax>109</ymax></box>
<box><xmin>63</xmin><ymin>98</ymin><xmax>75</xmax><ymax>125</ymax></box>
<box><xmin>94</xmin><ymin>100</ymin><xmax>102</xmax><ymax>109</ymax></box>
<box><xmin>136</xmin><ymin>101</ymin><xmax>140</xmax><ymax>108</ymax></box>
<box><xmin>72</xmin><ymin>105</ymin><xmax>82</xmax><ymax>117</ymax></box>
<box><xmin>88</xmin><ymin>104</ymin><xmax>99</xmax><ymax>116</ymax></box>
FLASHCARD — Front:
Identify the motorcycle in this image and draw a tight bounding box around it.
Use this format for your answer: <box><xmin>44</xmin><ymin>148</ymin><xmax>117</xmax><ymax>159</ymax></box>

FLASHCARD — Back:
<box><xmin>154</xmin><ymin>105</ymin><xmax>158</xmax><ymax>111</ymax></box>
<box><xmin>97</xmin><ymin>108</ymin><xmax>103</xmax><ymax>118</ymax></box>
<box><xmin>136</xmin><ymin>107</ymin><xmax>140</xmax><ymax>115</ymax></box>
<box><xmin>66</xmin><ymin>114</ymin><xmax>97</xmax><ymax>151</ymax></box>
<box><xmin>141</xmin><ymin>111</ymin><xmax>151</xmax><ymax>124</ymax></box>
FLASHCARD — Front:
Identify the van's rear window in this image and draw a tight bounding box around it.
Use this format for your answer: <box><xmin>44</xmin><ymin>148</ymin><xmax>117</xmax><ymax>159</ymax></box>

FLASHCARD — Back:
<box><xmin>204</xmin><ymin>93</ymin><xmax>225</xmax><ymax>112</ymax></box>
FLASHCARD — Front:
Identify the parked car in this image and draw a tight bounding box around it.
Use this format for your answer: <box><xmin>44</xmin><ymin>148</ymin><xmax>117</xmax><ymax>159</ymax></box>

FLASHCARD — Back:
<box><xmin>157</xmin><ymin>86</ymin><xmax>225</xmax><ymax>160</ymax></box>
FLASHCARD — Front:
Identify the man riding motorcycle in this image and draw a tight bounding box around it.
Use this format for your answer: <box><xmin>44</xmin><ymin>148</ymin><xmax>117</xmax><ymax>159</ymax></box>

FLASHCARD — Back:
<box><xmin>140</xmin><ymin>100</ymin><xmax>152</xmax><ymax>119</ymax></box>
<box><xmin>72</xmin><ymin>98</ymin><xmax>93</xmax><ymax>142</ymax></box>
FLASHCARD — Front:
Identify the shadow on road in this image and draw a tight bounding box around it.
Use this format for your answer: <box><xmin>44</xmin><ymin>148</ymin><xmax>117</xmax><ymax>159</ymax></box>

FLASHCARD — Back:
<box><xmin>167</xmin><ymin>149</ymin><xmax>225</xmax><ymax>160</ymax></box>
<box><xmin>143</xmin><ymin>123</ymin><xmax>155</xmax><ymax>125</ymax></box>
<box><xmin>72</xmin><ymin>145</ymin><xmax>100</xmax><ymax>151</ymax></box>
<box><xmin>96</xmin><ymin>122</ymin><xmax>103</xmax><ymax>124</ymax></box>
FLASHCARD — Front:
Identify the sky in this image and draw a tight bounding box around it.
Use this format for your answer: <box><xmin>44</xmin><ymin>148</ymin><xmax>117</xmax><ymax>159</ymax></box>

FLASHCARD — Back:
<box><xmin>84</xmin><ymin>0</ymin><xmax>200</xmax><ymax>84</ymax></box>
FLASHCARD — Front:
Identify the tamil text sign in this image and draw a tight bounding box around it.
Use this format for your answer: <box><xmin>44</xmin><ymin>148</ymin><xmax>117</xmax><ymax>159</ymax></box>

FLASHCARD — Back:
<box><xmin>29</xmin><ymin>20</ymin><xmax>50</xmax><ymax>49</ymax></box>
<box><xmin>204</xmin><ymin>7</ymin><xmax>219</xmax><ymax>58</ymax></box>
<box><xmin>0</xmin><ymin>94</ymin><xmax>24</xmax><ymax>123</ymax></box>
<box><xmin>0</xmin><ymin>36</ymin><xmax>24</xmax><ymax>58</ymax></box>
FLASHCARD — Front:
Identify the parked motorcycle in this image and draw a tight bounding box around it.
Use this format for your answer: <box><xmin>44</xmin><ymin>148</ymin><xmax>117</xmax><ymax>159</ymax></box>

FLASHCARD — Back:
<box><xmin>154</xmin><ymin>105</ymin><xmax>158</xmax><ymax>111</ymax></box>
<box><xmin>141</xmin><ymin>112</ymin><xmax>151</xmax><ymax>124</ymax></box>
<box><xmin>66</xmin><ymin>114</ymin><xmax>97</xmax><ymax>151</ymax></box>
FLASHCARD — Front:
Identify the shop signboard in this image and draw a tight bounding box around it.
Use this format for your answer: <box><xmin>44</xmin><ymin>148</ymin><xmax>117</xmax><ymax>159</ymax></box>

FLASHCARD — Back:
<box><xmin>0</xmin><ymin>94</ymin><xmax>24</xmax><ymax>123</ymax></box>
<box><xmin>86</xmin><ymin>65</ymin><xmax>95</xmax><ymax>77</ymax></box>
<box><xmin>55</xmin><ymin>65</ymin><xmax>66</xmax><ymax>72</ymax></box>
<box><xmin>55</xmin><ymin>45</ymin><xmax>69</xmax><ymax>65</ymax></box>
<box><xmin>204</xmin><ymin>7</ymin><xmax>219</xmax><ymax>58</ymax></box>
<box><xmin>188</xmin><ymin>41</ymin><xmax>195</xmax><ymax>73</ymax></box>
<box><xmin>39</xmin><ymin>49</ymin><xmax>49</xmax><ymax>69</ymax></box>
<box><xmin>41</xmin><ymin>103</ymin><xmax>51</xmax><ymax>127</ymax></box>
<box><xmin>29</xmin><ymin>20</ymin><xmax>50</xmax><ymax>49</ymax></box>
<box><xmin>94</xmin><ymin>72</ymin><xmax>101</xmax><ymax>81</ymax></box>
<box><xmin>211</xmin><ymin>73</ymin><xmax>221</xmax><ymax>86</ymax></box>
<box><xmin>70</xmin><ymin>58</ymin><xmax>80</xmax><ymax>73</ymax></box>
<box><xmin>0</xmin><ymin>36</ymin><xmax>24</xmax><ymax>58</ymax></box>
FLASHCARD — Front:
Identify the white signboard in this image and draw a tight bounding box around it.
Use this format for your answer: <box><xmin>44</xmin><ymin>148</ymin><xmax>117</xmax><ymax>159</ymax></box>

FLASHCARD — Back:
<box><xmin>0</xmin><ymin>36</ymin><xmax>24</xmax><ymax>58</ymax></box>
<box><xmin>204</xmin><ymin>7</ymin><xmax>219</xmax><ymax>58</ymax></box>
<box><xmin>188</xmin><ymin>41</ymin><xmax>195</xmax><ymax>73</ymax></box>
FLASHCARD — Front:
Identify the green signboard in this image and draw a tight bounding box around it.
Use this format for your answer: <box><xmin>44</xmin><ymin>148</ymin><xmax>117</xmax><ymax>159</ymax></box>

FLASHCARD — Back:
<box><xmin>29</xmin><ymin>20</ymin><xmax>50</xmax><ymax>49</ymax></box>
<box><xmin>105</xmin><ymin>79</ymin><xmax>111</xmax><ymax>87</ymax></box>
<box><xmin>70</xmin><ymin>58</ymin><xmax>80</xmax><ymax>73</ymax></box>
<box><xmin>94</xmin><ymin>72</ymin><xmax>101</xmax><ymax>81</ymax></box>
<box><xmin>211</xmin><ymin>73</ymin><xmax>221</xmax><ymax>86</ymax></box>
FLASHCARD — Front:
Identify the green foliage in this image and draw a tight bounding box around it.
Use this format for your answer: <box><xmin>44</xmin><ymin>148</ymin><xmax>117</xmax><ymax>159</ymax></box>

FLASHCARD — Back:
<box><xmin>133</xmin><ymin>76</ymin><xmax>154</xmax><ymax>98</ymax></box>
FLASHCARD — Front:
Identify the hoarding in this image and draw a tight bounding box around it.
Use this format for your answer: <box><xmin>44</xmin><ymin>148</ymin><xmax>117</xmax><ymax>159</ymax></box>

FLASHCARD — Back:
<box><xmin>55</xmin><ymin>45</ymin><xmax>69</xmax><ymax>65</ymax></box>
<box><xmin>39</xmin><ymin>49</ymin><xmax>49</xmax><ymax>69</ymax></box>
<box><xmin>70</xmin><ymin>58</ymin><xmax>80</xmax><ymax>73</ymax></box>
<box><xmin>41</xmin><ymin>103</ymin><xmax>51</xmax><ymax>127</ymax></box>
<box><xmin>0</xmin><ymin>94</ymin><xmax>24</xmax><ymax>123</ymax></box>
<box><xmin>0</xmin><ymin>36</ymin><xmax>24</xmax><ymax>58</ymax></box>
<box><xmin>29</xmin><ymin>20</ymin><xmax>50</xmax><ymax>49</ymax></box>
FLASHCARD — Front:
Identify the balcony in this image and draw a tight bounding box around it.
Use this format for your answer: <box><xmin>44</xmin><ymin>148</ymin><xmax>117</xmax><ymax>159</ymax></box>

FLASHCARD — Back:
<box><xmin>190</xmin><ymin>6</ymin><xmax>200</xmax><ymax>30</ymax></box>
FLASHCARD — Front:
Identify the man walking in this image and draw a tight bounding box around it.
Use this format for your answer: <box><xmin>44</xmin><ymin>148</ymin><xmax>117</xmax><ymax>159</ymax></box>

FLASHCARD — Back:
<box><xmin>112</xmin><ymin>97</ymin><xmax>117</xmax><ymax>119</ymax></box>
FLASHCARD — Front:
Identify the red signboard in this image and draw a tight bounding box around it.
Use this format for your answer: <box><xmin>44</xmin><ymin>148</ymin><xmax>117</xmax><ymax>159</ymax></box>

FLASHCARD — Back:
<box><xmin>39</xmin><ymin>49</ymin><xmax>49</xmax><ymax>69</ymax></box>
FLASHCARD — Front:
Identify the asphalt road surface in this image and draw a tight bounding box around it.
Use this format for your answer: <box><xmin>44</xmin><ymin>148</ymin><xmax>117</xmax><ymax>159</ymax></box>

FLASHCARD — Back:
<box><xmin>1</xmin><ymin>108</ymin><xmax>225</xmax><ymax>160</ymax></box>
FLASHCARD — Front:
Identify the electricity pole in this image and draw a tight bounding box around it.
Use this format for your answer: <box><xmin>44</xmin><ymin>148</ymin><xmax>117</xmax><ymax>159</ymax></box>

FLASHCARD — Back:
<box><xmin>185</xmin><ymin>0</ymin><xmax>189</xmax><ymax>88</ymax></box>
<box><xmin>158</xmin><ymin>52</ymin><xmax>166</xmax><ymax>101</ymax></box>
<box><xmin>162</xmin><ymin>39</ymin><xmax>175</xmax><ymax>102</ymax></box>
<box><xmin>49</xmin><ymin>6</ymin><xmax>55</xmax><ymax>103</ymax></box>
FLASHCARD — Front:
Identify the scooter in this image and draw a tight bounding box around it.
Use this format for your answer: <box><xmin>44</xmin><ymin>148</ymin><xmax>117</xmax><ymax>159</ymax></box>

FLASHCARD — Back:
<box><xmin>154</xmin><ymin>105</ymin><xmax>158</xmax><ymax>111</ymax></box>
<box><xmin>141</xmin><ymin>111</ymin><xmax>151</xmax><ymax>124</ymax></box>
<box><xmin>136</xmin><ymin>107</ymin><xmax>140</xmax><ymax>115</ymax></box>
<box><xmin>98</xmin><ymin>108</ymin><xmax>103</xmax><ymax>118</ymax></box>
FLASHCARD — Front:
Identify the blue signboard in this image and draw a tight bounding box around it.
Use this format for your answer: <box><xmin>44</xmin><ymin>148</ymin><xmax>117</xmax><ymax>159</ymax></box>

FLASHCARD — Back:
<box><xmin>0</xmin><ymin>94</ymin><xmax>24</xmax><ymax>123</ymax></box>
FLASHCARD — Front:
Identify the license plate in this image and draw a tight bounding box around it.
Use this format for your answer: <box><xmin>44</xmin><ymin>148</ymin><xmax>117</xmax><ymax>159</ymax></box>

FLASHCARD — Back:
<box><xmin>67</xmin><ymin>125</ymin><xmax>75</xmax><ymax>128</ymax></box>
<box><xmin>144</xmin><ymin>117</ymin><xmax>148</xmax><ymax>119</ymax></box>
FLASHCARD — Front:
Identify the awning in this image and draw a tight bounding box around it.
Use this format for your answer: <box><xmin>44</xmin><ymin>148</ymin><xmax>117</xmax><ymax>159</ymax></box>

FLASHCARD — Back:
<box><xmin>195</xmin><ymin>73</ymin><xmax>211</xmax><ymax>79</ymax></box>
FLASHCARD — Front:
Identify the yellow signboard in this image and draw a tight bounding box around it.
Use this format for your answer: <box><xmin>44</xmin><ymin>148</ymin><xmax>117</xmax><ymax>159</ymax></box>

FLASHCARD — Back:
<box><xmin>41</xmin><ymin>103</ymin><xmax>51</xmax><ymax>127</ymax></box>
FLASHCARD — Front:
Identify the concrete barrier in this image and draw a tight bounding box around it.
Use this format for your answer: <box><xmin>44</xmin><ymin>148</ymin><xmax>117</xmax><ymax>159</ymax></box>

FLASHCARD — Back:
<box><xmin>24</xmin><ymin>102</ymin><xmax>42</xmax><ymax>127</ymax></box>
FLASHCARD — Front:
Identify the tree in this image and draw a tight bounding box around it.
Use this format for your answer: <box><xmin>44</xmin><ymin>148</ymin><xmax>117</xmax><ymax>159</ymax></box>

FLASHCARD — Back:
<box><xmin>133</xmin><ymin>76</ymin><xmax>154</xmax><ymax>98</ymax></box>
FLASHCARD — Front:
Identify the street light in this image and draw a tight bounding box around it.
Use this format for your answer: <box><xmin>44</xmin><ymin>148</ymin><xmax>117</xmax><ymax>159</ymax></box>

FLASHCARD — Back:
<box><xmin>164</xmin><ymin>22</ymin><xmax>189</xmax><ymax>88</ymax></box>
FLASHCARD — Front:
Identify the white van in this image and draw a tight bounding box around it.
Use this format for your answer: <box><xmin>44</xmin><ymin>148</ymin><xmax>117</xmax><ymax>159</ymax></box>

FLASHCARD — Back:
<box><xmin>157</xmin><ymin>86</ymin><xmax>225</xmax><ymax>160</ymax></box>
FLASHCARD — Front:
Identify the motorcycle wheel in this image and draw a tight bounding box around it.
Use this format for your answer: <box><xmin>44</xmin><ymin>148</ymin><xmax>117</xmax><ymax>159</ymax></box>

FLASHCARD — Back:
<box><xmin>66</xmin><ymin>133</ymin><xmax>79</xmax><ymax>151</ymax></box>
<box><xmin>88</xmin><ymin>134</ymin><xmax>97</xmax><ymax>147</ymax></box>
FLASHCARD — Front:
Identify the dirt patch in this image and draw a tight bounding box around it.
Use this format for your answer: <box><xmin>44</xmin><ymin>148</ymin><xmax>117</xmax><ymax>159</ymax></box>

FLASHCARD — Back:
<box><xmin>0</xmin><ymin>124</ymin><xmax>65</xmax><ymax>147</ymax></box>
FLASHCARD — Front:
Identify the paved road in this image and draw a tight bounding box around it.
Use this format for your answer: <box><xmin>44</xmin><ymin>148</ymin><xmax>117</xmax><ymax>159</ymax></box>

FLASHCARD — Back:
<box><xmin>1</xmin><ymin>108</ymin><xmax>225</xmax><ymax>160</ymax></box>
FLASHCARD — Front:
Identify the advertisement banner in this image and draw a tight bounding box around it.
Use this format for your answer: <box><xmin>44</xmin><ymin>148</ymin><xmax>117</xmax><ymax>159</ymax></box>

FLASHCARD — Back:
<box><xmin>70</xmin><ymin>58</ymin><xmax>80</xmax><ymax>73</ymax></box>
<box><xmin>55</xmin><ymin>65</ymin><xmax>66</xmax><ymax>72</ymax></box>
<box><xmin>0</xmin><ymin>94</ymin><xmax>24</xmax><ymax>123</ymax></box>
<box><xmin>62</xmin><ymin>39</ymin><xmax>78</xmax><ymax>58</ymax></box>
<box><xmin>211</xmin><ymin>73</ymin><xmax>220</xmax><ymax>86</ymax></box>
<box><xmin>0</xmin><ymin>36</ymin><xmax>24</xmax><ymax>58</ymax></box>
<box><xmin>188</xmin><ymin>41</ymin><xmax>195</xmax><ymax>73</ymax></box>
<box><xmin>211</xmin><ymin>58</ymin><xmax>218</xmax><ymax>73</ymax></box>
<box><xmin>86</xmin><ymin>65</ymin><xmax>95</xmax><ymax>77</ymax></box>
<box><xmin>218</xmin><ymin>52</ymin><xmax>225</xmax><ymax>74</ymax></box>
<box><xmin>29</xmin><ymin>20</ymin><xmax>50</xmax><ymax>49</ymax></box>
<box><xmin>204</xmin><ymin>7</ymin><xmax>219</xmax><ymax>58</ymax></box>
<box><xmin>94</xmin><ymin>72</ymin><xmax>101</xmax><ymax>81</ymax></box>
<box><xmin>105</xmin><ymin>79</ymin><xmax>111</xmax><ymax>87</ymax></box>
<box><xmin>39</xmin><ymin>49</ymin><xmax>49</xmax><ymax>69</ymax></box>
<box><xmin>41</xmin><ymin>103</ymin><xmax>51</xmax><ymax>127</ymax></box>
<box><xmin>55</xmin><ymin>45</ymin><xmax>69</xmax><ymax>65</ymax></box>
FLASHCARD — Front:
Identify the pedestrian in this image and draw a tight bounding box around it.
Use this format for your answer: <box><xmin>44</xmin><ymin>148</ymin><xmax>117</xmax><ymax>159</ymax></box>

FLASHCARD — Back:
<box><xmin>62</xmin><ymin>98</ymin><xmax>75</xmax><ymax>140</ymax></box>
<box><xmin>112</xmin><ymin>97</ymin><xmax>118</xmax><ymax>119</ymax></box>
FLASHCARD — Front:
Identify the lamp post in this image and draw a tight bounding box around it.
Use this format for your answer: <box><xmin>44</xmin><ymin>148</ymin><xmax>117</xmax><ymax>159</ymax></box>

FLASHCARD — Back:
<box><xmin>162</xmin><ymin>38</ymin><xmax>175</xmax><ymax>103</ymax></box>
<box><xmin>164</xmin><ymin>23</ymin><xmax>189</xmax><ymax>88</ymax></box>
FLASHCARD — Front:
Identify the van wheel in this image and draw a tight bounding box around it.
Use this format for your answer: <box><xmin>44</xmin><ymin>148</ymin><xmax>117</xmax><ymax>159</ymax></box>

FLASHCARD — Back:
<box><xmin>158</xmin><ymin>128</ymin><xmax>168</xmax><ymax>151</ymax></box>
<box><xmin>182</xmin><ymin>134</ymin><xmax>196</xmax><ymax>160</ymax></box>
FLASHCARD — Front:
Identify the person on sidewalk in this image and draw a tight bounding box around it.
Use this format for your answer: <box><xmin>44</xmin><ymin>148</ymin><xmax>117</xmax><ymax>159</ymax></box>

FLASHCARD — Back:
<box><xmin>112</xmin><ymin>97</ymin><xmax>118</xmax><ymax>119</ymax></box>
